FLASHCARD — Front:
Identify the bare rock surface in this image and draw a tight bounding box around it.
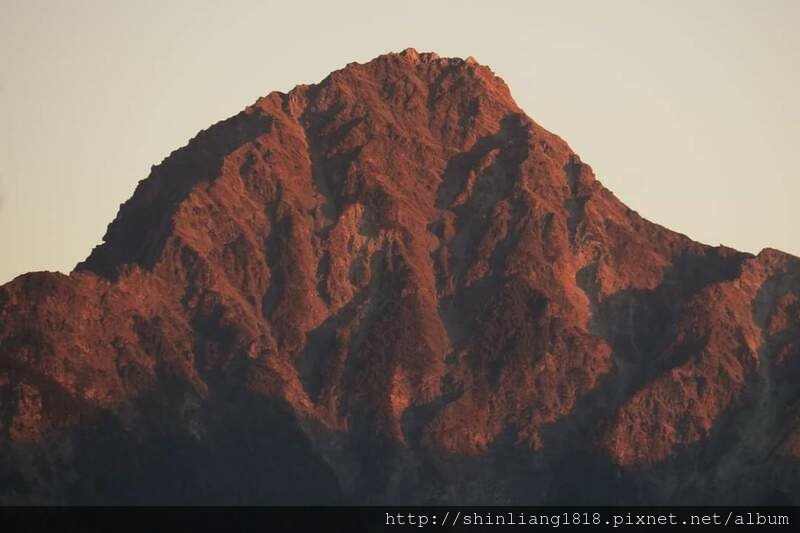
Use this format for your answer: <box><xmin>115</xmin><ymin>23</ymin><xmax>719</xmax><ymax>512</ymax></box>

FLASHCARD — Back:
<box><xmin>0</xmin><ymin>49</ymin><xmax>798</xmax><ymax>504</ymax></box>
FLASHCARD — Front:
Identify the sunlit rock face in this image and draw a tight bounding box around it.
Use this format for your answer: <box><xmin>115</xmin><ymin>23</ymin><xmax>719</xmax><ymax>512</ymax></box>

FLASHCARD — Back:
<box><xmin>1</xmin><ymin>49</ymin><xmax>798</xmax><ymax>504</ymax></box>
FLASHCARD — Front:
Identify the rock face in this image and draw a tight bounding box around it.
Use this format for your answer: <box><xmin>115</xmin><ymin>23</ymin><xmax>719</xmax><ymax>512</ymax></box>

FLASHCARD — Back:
<box><xmin>0</xmin><ymin>49</ymin><xmax>798</xmax><ymax>504</ymax></box>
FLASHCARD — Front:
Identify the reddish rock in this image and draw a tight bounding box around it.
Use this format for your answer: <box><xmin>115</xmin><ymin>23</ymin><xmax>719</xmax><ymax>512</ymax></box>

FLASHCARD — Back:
<box><xmin>0</xmin><ymin>49</ymin><xmax>798</xmax><ymax>504</ymax></box>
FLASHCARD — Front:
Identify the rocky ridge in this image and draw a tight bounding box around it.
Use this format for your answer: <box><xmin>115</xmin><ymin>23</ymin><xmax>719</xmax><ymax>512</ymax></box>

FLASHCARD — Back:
<box><xmin>0</xmin><ymin>49</ymin><xmax>798</xmax><ymax>504</ymax></box>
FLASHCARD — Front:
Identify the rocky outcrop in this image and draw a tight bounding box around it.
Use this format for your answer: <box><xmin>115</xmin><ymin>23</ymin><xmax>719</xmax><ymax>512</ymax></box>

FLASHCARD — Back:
<box><xmin>0</xmin><ymin>49</ymin><xmax>798</xmax><ymax>504</ymax></box>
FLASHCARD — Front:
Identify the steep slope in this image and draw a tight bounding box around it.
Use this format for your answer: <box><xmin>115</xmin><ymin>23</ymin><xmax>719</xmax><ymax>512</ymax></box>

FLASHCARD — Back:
<box><xmin>0</xmin><ymin>49</ymin><xmax>798</xmax><ymax>504</ymax></box>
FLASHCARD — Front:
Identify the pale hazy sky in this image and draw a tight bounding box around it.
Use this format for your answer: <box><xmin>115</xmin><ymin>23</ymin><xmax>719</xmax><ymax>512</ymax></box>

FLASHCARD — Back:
<box><xmin>1</xmin><ymin>0</ymin><xmax>798</xmax><ymax>284</ymax></box>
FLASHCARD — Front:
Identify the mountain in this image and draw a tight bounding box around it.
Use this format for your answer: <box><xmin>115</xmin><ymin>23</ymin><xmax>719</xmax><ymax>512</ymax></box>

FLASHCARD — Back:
<box><xmin>0</xmin><ymin>49</ymin><xmax>798</xmax><ymax>504</ymax></box>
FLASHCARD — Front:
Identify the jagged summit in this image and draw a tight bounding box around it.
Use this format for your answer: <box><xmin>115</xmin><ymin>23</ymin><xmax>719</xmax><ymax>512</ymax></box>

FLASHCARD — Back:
<box><xmin>388</xmin><ymin>47</ymin><xmax>440</xmax><ymax>62</ymax></box>
<box><xmin>78</xmin><ymin>48</ymin><xmax>521</xmax><ymax>280</ymax></box>
<box><xmin>1</xmin><ymin>50</ymin><xmax>799</xmax><ymax>504</ymax></box>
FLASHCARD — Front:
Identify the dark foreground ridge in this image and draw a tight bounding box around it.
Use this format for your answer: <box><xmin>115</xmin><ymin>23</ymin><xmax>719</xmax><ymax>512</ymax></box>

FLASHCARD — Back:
<box><xmin>1</xmin><ymin>49</ymin><xmax>799</xmax><ymax>504</ymax></box>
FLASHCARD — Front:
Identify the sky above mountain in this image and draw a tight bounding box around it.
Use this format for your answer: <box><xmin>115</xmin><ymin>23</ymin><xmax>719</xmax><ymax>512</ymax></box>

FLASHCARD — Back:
<box><xmin>1</xmin><ymin>0</ymin><xmax>798</xmax><ymax>284</ymax></box>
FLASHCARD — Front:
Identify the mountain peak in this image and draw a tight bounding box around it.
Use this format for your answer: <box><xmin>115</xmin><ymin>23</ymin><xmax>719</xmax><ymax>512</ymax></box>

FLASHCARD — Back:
<box><xmin>307</xmin><ymin>48</ymin><xmax>516</xmax><ymax>112</ymax></box>
<box><xmin>1</xmin><ymin>51</ymin><xmax>799</xmax><ymax>504</ymax></box>
<box><xmin>396</xmin><ymin>47</ymin><xmax>439</xmax><ymax>62</ymax></box>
